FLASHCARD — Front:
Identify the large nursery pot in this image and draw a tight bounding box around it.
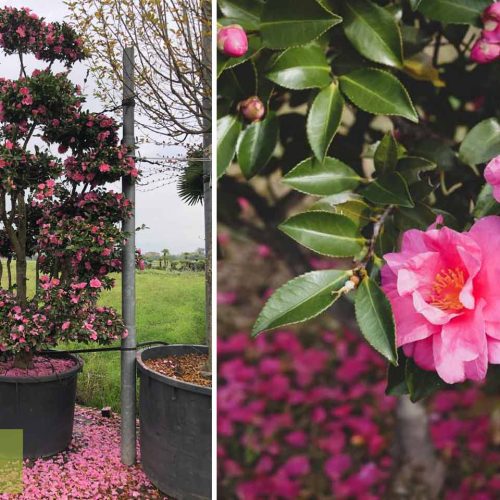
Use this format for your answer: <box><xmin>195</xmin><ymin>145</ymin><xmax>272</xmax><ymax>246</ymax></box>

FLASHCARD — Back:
<box><xmin>0</xmin><ymin>351</ymin><xmax>83</xmax><ymax>459</ymax></box>
<box><xmin>137</xmin><ymin>344</ymin><xmax>212</xmax><ymax>500</ymax></box>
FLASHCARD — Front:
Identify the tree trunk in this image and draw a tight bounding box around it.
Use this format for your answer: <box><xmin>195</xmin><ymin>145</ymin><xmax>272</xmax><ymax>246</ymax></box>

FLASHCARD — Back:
<box><xmin>7</xmin><ymin>256</ymin><xmax>12</xmax><ymax>289</ymax></box>
<box><xmin>389</xmin><ymin>396</ymin><xmax>446</xmax><ymax>499</ymax></box>
<box><xmin>0</xmin><ymin>258</ymin><xmax>3</xmax><ymax>287</ymax></box>
<box><xmin>15</xmin><ymin>254</ymin><xmax>27</xmax><ymax>305</ymax></box>
<box><xmin>13</xmin><ymin>350</ymin><xmax>34</xmax><ymax>369</ymax></box>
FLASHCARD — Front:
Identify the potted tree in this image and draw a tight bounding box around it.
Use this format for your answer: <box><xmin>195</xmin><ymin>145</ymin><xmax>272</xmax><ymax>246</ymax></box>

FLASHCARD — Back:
<box><xmin>0</xmin><ymin>6</ymin><xmax>138</xmax><ymax>458</ymax></box>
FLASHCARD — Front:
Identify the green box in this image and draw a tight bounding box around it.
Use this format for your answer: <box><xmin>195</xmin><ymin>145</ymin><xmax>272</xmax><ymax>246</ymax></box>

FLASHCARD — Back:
<box><xmin>0</xmin><ymin>430</ymin><xmax>23</xmax><ymax>494</ymax></box>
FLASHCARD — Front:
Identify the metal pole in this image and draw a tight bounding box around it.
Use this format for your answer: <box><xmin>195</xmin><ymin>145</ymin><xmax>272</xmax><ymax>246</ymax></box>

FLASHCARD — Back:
<box><xmin>121</xmin><ymin>46</ymin><xmax>137</xmax><ymax>466</ymax></box>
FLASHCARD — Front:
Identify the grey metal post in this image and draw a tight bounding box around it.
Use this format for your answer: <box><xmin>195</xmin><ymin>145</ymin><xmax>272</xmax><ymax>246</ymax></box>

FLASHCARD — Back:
<box><xmin>121</xmin><ymin>46</ymin><xmax>137</xmax><ymax>466</ymax></box>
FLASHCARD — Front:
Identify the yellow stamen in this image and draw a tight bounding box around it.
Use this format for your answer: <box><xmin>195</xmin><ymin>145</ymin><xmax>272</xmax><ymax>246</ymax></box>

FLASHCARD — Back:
<box><xmin>429</xmin><ymin>267</ymin><xmax>465</xmax><ymax>312</ymax></box>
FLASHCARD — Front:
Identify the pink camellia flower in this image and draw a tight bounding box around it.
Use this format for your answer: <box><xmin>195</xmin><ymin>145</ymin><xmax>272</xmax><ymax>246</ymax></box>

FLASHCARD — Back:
<box><xmin>238</xmin><ymin>96</ymin><xmax>265</xmax><ymax>122</ymax></box>
<box><xmin>217</xmin><ymin>24</ymin><xmax>248</xmax><ymax>58</ymax></box>
<box><xmin>381</xmin><ymin>217</ymin><xmax>500</xmax><ymax>384</ymax></box>
<box><xmin>484</xmin><ymin>156</ymin><xmax>500</xmax><ymax>202</ymax></box>
<box><xmin>89</xmin><ymin>278</ymin><xmax>102</xmax><ymax>288</ymax></box>
<box><xmin>99</xmin><ymin>162</ymin><xmax>111</xmax><ymax>173</ymax></box>
<box><xmin>470</xmin><ymin>38</ymin><xmax>500</xmax><ymax>63</ymax></box>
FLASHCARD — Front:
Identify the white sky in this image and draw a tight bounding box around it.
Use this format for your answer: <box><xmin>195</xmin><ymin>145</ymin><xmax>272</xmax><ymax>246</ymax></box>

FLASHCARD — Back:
<box><xmin>0</xmin><ymin>0</ymin><xmax>205</xmax><ymax>254</ymax></box>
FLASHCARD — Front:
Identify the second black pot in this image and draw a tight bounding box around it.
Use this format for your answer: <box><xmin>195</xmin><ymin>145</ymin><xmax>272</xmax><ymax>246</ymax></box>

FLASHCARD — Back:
<box><xmin>137</xmin><ymin>344</ymin><xmax>212</xmax><ymax>500</ymax></box>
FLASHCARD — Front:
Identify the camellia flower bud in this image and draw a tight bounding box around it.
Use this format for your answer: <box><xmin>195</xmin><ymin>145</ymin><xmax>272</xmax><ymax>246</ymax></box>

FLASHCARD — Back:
<box><xmin>484</xmin><ymin>155</ymin><xmax>500</xmax><ymax>202</ymax></box>
<box><xmin>483</xmin><ymin>2</ymin><xmax>500</xmax><ymax>22</ymax></box>
<box><xmin>482</xmin><ymin>3</ymin><xmax>500</xmax><ymax>43</ymax></box>
<box><xmin>217</xmin><ymin>24</ymin><xmax>248</xmax><ymax>58</ymax></box>
<box><xmin>470</xmin><ymin>37</ymin><xmax>500</xmax><ymax>63</ymax></box>
<box><xmin>238</xmin><ymin>96</ymin><xmax>265</xmax><ymax>122</ymax></box>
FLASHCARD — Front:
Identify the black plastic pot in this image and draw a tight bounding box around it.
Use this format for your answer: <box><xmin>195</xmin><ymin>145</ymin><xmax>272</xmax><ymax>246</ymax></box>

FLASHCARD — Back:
<box><xmin>137</xmin><ymin>345</ymin><xmax>212</xmax><ymax>500</ymax></box>
<box><xmin>0</xmin><ymin>352</ymin><xmax>83</xmax><ymax>458</ymax></box>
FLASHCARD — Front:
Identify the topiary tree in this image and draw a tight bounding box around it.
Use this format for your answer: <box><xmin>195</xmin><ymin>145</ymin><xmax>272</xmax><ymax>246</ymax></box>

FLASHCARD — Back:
<box><xmin>217</xmin><ymin>0</ymin><xmax>500</xmax><ymax>494</ymax></box>
<box><xmin>0</xmin><ymin>6</ymin><xmax>142</xmax><ymax>368</ymax></box>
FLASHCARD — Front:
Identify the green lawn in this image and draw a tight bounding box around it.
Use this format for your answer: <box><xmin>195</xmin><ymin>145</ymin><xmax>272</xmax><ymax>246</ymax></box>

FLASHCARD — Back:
<box><xmin>1</xmin><ymin>260</ymin><xmax>206</xmax><ymax>411</ymax></box>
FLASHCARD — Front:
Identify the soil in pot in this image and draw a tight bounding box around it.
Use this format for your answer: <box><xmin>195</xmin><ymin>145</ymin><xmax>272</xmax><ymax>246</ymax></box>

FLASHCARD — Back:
<box><xmin>0</xmin><ymin>355</ymin><xmax>77</xmax><ymax>378</ymax></box>
<box><xmin>144</xmin><ymin>352</ymin><xmax>211</xmax><ymax>387</ymax></box>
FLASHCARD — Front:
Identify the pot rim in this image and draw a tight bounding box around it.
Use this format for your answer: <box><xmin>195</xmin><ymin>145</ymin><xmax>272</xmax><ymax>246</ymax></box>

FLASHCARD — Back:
<box><xmin>0</xmin><ymin>351</ymin><xmax>83</xmax><ymax>384</ymax></box>
<box><xmin>137</xmin><ymin>344</ymin><xmax>212</xmax><ymax>395</ymax></box>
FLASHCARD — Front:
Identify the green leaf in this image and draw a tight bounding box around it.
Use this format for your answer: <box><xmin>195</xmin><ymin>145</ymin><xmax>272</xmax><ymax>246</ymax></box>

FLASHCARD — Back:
<box><xmin>363</xmin><ymin>172</ymin><xmax>415</xmax><ymax>208</ymax></box>
<box><xmin>217</xmin><ymin>36</ymin><xmax>263</xmax><ymax>77</ymax></box>
<box><xmin>459</xmin><ymin>118</ymin><xmax>500</xmax><ymax>166</ymax></box>
<box><xmin>375</xmin><ymin>216</ymin><xmax>398</xmax><ymax>255</ymax></box>
<box><xmin>473</xmin><ymin>184</ymin><xmax>500</xmax><ymax>218</ymax></box>
<box><xmin>406</xmin><ymin>358</ymin><xmax>448</xmax><ymax>402</ymax></box>
<box><xmin>266</xmin><ymin>43</ymin><xmax>331</xmax><ymax>89</ymax></box>
<box><xmin>341</xmin><ymin>0</ymin><xmax>403</xmax><ymax>68</ymax></box>
<box><xmin>409</xmin><ymin>0</ymin><xmax>423</xmax><ymax>10</ymax></box>
<box><xmin>418</xmin><ymin>0</ymin><xmax>490</xmax><ymax>26</ymax></box>
<box><xmin>307</xmin><ymin>83</ymin><xmax>344</xmax><ymax>161</ymax></box>
<box><xmin>386</xmin><ymin>352</ymin><xmax>409</xmax><ymax>395</ymax></box>
<box><xmin>237</xmin><ymin>113</ymin><xmax>279</xmax><ymax>179</ymax></box>
<box><xmin>397</xmin><ymin>156</ymin><xmax>436</xmax><ymax>183</ymax></box>
<box><xmin>339</xmin><ymin>68</ymin><xmax>418</xmax><ymax>123</ymax></box>
<box><xmin>218</xmin><ymin>0</ymin><xmax>264</xmax><ymax>30</ymax></box>
<box><xmin>394</xmin><ymin>203</ymin><xmax>436</xmax><ymax>231</ymax></box>
<box><xmin>280</xmin><ymin>211</ymin><xmax>366</xmax><ymax>257</ymax></box>
<box><xmin>374</xmin><ymin>133</ymin><xmax>398</xmax><ymax>175</ymax></box>
<box><xmin>252</xmin><ymin>269</ymin><xmax>351</xmax><ymax>335</ymax></box>
<box><xmin>355</xmin><ymin>277</ymin><xmax>398</xmax><ymax>365</ymax></box>
<box><xmin>261</xmin><ymin>0</ymin><xmax>342</xmax><ymax>49</ymax></box>
<box><xmin>284</xmin><ymin>156</ymin><xmax>360</xmax><ymax>196</ymax></box>
<box><xmin>217</xmin><ymin>115</ymin><xmax>242</xmax><ymax>178</ymax></box>
<box><xmin>311</xmin><ymin>192</ymin><xmax>372</xmax><ymax>228</ymax></box>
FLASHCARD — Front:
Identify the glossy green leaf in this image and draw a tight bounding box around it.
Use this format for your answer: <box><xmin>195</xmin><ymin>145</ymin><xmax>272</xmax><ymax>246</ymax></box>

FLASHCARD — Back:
<box><xmin>342</xmin><ymin>0</ymin><xmax>403</xmax><ymax>68</ymax></box>
<box><xmin>266</xmin><ymin>44</ymin><xmax>331</xmax><ymax>89</ymax></box>
<box><xmin>307</xmin><ymin>82</ymin><xmax>344</xmax><ymax>160</ymax></box>
<box><xmin>252</xmin><ymin>269</ymin><xmax>351</xmax><ymax>335</ymax></box>
<box><xmin>217</xmin><ymin>36</ymin><xmax>263</xmax><ymax>77</ymax></box>
<box><xmin>398</xmin><ymin>156</ymin><xmax>436</xmax><ymax>183</ymax></box>
<box><xmin>473</xmin><ymin>184</ymin><xmax>500</xmax><ymax>218</ymax></box>
<box><xmin>363</xmin><ymin>172</ymin><xmax>415</xmax><ymax>208</ymax></box>
<box><xmin>409</xmin><ymin>0</ymin><xmax>423</xmax><ymax>10</ymax></box>
<box><xmin>284</xmin><ymin>156</ymin><xmax>360</xmax><ymax>196</ymax></box>
<box><xmin>339</xmin><ymin>68</ymin><xmax>418</xmax><ymax>123</ymax></box>
<box><xmin>386</xmin><ymin>352</ymin><xmax>409</xmax><ymax>395</ymax></box>
<box><xmin>237</xmin><ymin>113</ymin><xmax>279</xmax><ymax>179</ymax></box>
<box><xmin>406</xmin><ymin>358</ymin><xmax>448</xmax><ymax>402</ymax></box>
<box><xmin>280</xmin><ymin>211</ymin><xmax>366</xmax><ymax>257</ymax></box>
<box><xmin>418</xmin><ymin>0</ymin><xmax>490</xmax><ymax>26</ymax></box>
<box><xmin>261</xmin><ymin>0</ymin><xmax>342</xmax><ymax>49</ymax></box>
<box><xmin>218</xmin><ymin>0</ymin><xmax>264</xmax><ymax>30</ymax></box>
<box><xmin>459</xmin><ymin>118</ymin><xmax>500</xmax><ymax>166</ymax></box>
<box><xmin>311</xmin><ymin>192</ymin><xmax>372</xmax><ymax>228</ymax></box>
<box><xmin>394</xmin><ymin>203</ymin><xmax>436</xmax><ymax>231</ymax></box>
<box><xmin>374</xmin><ymin>133</ymin><xmax>398</xmax><ymax>175</ymax></box>
<box><xmin>217</xmin><ymin>115</ymin><xmax>242</xmax><ymax>178</ymax></box>
<box><xmin>375</xmin><ymin>216</ymin><xmax>398</xmax><ymax>255</ymax></box>
<box><xmin>355</xmin><ymin>277</ymin><xmax>398</xmax><ymax>365</ymax></box>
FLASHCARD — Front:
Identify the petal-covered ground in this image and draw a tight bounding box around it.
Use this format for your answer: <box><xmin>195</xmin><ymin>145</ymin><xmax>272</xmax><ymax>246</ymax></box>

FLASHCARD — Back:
<box><xmin>1</xmin><ymin>406</ymin><xmax>166</xmax><ymax>499</ymax></box>
<box><xmin>218</xmin><ymin>329</ymin><xmax>500</xmax><ymax>499</ymax></box>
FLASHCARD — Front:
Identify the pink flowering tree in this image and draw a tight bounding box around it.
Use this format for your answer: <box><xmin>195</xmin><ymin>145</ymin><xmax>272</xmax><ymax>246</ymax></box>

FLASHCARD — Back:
<box><xmin>0</xmin><ymin>7</ymin><xmax>141</xmax><ymax>368</ymax></box>
<box><xmin>217</xmin><ymin>0</ymin><xmax>500</xmax><ymax>400</ymax></box>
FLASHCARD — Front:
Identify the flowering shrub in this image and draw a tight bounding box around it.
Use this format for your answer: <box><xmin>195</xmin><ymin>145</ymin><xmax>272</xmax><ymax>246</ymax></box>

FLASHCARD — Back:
<box><xmin>217</xmin><ymin>0</ymin><xmax>500</xmax><ymax>399</ymax></box>
<box><xmin>0</xmin><ymin>7</ymin><xmax>139</xmax><ymax>367</ymax></box>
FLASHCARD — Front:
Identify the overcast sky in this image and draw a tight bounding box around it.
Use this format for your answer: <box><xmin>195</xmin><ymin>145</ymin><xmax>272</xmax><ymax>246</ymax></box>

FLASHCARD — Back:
<box><xmin>0</xmin><ymin>0</ymin><xmax>205</xmax><ymax>254</ymax></box>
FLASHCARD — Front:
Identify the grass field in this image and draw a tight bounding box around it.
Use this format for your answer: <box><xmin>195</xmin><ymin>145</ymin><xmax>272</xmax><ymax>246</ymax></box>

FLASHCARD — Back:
<box><xmin>1</xmin><ymin>260</ymin><xmax>206</xmax><ymax>411</ymax></box>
